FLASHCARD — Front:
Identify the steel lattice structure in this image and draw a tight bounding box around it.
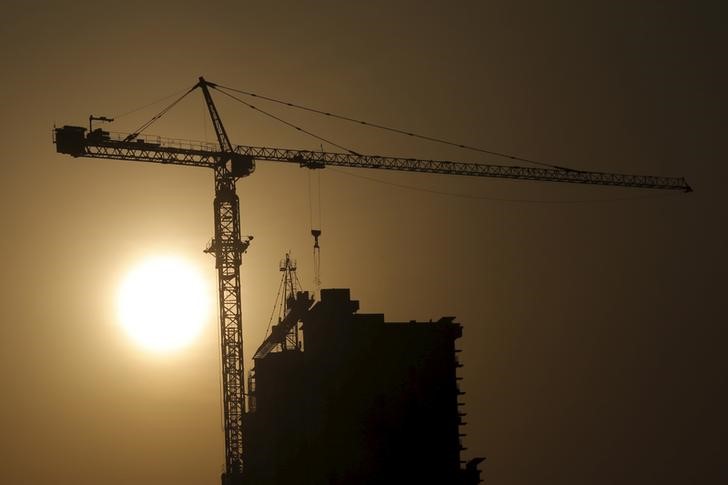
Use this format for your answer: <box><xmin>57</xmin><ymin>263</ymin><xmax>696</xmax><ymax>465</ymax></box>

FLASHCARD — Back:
<box><xmin>55</xmin><ymin>130</ymin><xmax>691</xmax><ymax>192</ymax></box>
<box><xmin>200</xmin><ymin>81</ymin><xmax>250</xmax><ymax>483</ymax></box>
<box><xmin>53</xmin><ymin>77</ymin><xmax>690</xmax><ymax>485</ymax></box>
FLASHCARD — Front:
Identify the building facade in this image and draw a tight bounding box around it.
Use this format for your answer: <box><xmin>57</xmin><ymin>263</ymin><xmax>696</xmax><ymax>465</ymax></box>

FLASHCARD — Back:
<box><xmin>243</xmin><ymin>288</ymin><xmax>483</xmax><ymax>484</ymax></box>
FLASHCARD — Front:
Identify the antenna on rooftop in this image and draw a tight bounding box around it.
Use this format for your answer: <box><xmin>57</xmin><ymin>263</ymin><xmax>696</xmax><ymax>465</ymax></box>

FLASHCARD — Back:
<box><xmin>279</xmin><ymin>252</ymin><xmax>302</xmax><ymax>350</ymax></box>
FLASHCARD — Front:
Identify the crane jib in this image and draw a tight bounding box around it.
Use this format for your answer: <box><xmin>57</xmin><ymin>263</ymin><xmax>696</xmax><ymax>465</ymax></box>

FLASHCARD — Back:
<box><xmin>54</xmin><ymin>125</ymin><xmax>691</xmax><ymax>192</ymax></box>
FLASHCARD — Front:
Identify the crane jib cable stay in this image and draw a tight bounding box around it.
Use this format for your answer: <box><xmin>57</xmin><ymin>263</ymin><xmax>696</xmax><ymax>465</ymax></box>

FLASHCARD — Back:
<box><xmin>52</xmin><ymin>77</ymin><xmax>691</xmax><ymax>485</ymax></box>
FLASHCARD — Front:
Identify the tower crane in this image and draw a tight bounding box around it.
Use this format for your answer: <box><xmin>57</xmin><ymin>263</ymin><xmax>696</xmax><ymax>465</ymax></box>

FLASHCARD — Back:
<box><xmin>52</xmin><ymin>77</ymin><xmax>691</xmax><ymax>484</ymax></box>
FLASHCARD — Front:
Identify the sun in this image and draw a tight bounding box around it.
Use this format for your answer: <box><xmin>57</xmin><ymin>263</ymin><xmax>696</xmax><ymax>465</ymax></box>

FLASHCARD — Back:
<box><xmin>117</xmin><ymin>255</ymin><xmax>211</xmax><ymax>352</ymax></box>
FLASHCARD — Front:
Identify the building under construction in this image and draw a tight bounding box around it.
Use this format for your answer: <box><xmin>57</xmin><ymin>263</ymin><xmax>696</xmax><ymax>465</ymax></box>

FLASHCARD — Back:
<box><xmin>243</xmin><ymin>275</ymin><xmax>484</xmax><ymax>484</ymax></box>
<box><xmin>53</xmin><ymin>79</ymin><xmax>689</xmax><ymax>485</ymax></box>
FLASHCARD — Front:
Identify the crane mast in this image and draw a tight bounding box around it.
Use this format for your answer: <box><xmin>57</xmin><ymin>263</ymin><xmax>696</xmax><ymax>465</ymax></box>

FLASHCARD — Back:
<box><xmin>52</xmin><ymin>78</ymin><xmax>691</xmax><ymax>485</ymax></box>
<box><xmin>196</xmin><ymin>78</ymin><xmax>252</xmax><ymax>483</ymax></box>
<box><xmin>209</xmin><ymin>167</ymin><xmax>246</xmax><ymax>483</ymax></box>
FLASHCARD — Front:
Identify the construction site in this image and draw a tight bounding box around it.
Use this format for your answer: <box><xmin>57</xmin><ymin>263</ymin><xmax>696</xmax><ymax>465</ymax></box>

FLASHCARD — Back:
<box><xmin>52</xmin><ymin>77</ymin><xmax>690</xmax><ymax>485</ymax></box>
<box><xmin>243</xmin><ymin>253</ymin><xmax>483</xmax><ymax>484</ymax></box>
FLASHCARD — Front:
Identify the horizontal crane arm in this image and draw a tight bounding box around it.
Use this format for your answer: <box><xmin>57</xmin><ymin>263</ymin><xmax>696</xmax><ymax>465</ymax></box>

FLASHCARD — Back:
<box><xmin>55</xmin><ymin>126</ymin><xmax>690</xmax><ymax>191</ymax></box>
<box><xmin>234</xmin><ymin>145</ymin><xmax>691</xmax><ymax>192</ymax></box>
<box><xmin>54</xmin><ymin>126</ymin><xmax>221</xmax><ymax>168</ymax></box>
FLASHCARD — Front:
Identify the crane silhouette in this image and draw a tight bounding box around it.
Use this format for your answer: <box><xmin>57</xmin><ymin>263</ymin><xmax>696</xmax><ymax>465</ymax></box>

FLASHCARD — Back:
<box><xmin>53</xmin><ymin>77</ymin><xmax>690</xmax><ymax>484</ymax></box>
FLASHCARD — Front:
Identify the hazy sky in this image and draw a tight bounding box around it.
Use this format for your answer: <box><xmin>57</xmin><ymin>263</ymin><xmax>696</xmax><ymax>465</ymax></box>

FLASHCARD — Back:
<box><xmin>0</xmin><ymin>1</ymin><xmax>725</xmax><ymax>484</ymax></box>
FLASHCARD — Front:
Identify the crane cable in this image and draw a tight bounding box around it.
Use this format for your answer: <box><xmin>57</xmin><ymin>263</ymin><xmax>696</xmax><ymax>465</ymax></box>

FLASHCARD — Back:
<box><xmin>264</xmin><ymin>274</ymin><xmax>286</xmax><ymax>338</ymax></box>
<box><xmin>212</xmin><ymin>87</ymin><xmax>362</xmax><ymax>156</ymax></box>
<box><xmin>309</xmin><ymin>169</ymin><xmax>323</xmax><ymax>294</ymax></box>
<box><xmin>109</xmin><ymin>86</ymin><xmax>192</xmax><ymax>121</ymax></box>
<box><xmin>123</xmin><ymin>85</ymin><xmax>197</xmax><ymax>142</ymax></box>
<box><xmin>210</xmin><ymin>82</ymin><xmax>672</xmax><ymax>203</ymax></box>
<box><xmin>212</xmin><ymin>83</ymin><xmax>577</xmax><ymax>172</ymax></box>
<box><xmin>215</xmin><ymin>85</ymin><xmax>339</xmax><ymax>294</ymax></box>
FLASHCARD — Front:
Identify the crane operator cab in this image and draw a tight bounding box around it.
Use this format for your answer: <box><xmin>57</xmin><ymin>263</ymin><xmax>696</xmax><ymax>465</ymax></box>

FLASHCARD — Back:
<box><xmin>229</xmin><ymin>153</ymin><xmax>255</xmax><ymax>178</ymax></box>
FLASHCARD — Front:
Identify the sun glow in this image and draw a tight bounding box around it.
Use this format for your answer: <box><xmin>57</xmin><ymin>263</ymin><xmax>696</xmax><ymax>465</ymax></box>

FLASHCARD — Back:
<box><xmin>117</xmin><ymin>256</ymin><xmax>211</xmax><ymax>352</ymax></box>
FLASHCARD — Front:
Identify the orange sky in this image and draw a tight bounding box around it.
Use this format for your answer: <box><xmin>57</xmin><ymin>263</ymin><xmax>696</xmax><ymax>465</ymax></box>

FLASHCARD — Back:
<box><xmin>0</xmin><ymin>1</ymin><xmax>724</xmax><ymax>484</ymax></box>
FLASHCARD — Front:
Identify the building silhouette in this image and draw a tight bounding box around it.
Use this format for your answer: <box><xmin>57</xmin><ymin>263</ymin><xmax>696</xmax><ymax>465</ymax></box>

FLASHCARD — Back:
<box><xmin>243</xmin><ymin>288</ymin><xmax>484</xmax><ymax>484</ymax></box>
